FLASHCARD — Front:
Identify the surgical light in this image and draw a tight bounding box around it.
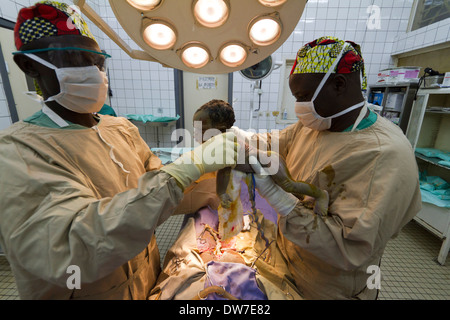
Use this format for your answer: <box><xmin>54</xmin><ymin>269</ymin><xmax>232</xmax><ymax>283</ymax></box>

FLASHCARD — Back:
<box><xmin>249</xmin><ymin>16</ymin><xmax>281</xmax><ymax>46</ymax></box>
<box><xmin>220</xmin><ymin>44</ymin><xmax>247</xmax><ymax>67</ymax></box>
<box><xmin>258</xmin><ymin>0</ymin><xmax>287</xmax><ymax>7</ymax></box>
<box><xmin>194</xmin><ymin>0</ymin><xmax>229</xmax><ymax>28</ymax></box>
<box><xmin>75</xmin><ymin>0</ymin><xmax>307</xmax><ymax>74</ymax></box>
<box><xmin>126</xmin><ymin>0</ymin><xmax>162</xmax><ymax>11</ymax></box>
<box><xmin>181</xmin><ymin>44</ymin><xmax>210</xmax><ymax>68</ymax></box>
<box><xmin>142</xmin><ymin>21</ymin><xmax>176</xmax><ymax>50</ymax></box>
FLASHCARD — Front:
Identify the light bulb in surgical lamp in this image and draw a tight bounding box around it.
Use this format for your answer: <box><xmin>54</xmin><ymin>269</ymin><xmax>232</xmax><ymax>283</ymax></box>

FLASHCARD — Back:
<box><xmin>194</xmin><ymin>0</ymin><xmax>229</xmax><ymax>28</ymax></box>
<box><xmin>258</xmin><ymin>0</ymin><xmax>287</xmax><ymax>7</ymax></box>
<box><xmin>249</xmin><ymin>17</ymin><xmax>281</xmax><ymax>46</ymax></box>
<box><xmin>182</xmin><ymin>45</ymin><xmax>210</xmax><ymax>68</ymax></box>
<box><xmin>220</xmin><ymin>44</ymin><xmax>247</xmax><ymax>67</ymax></box>
<box><xmin>143</xmin><ymin>22</ymin><xmax>176</xmax><ymax>50</ymax></box>
<box><xmin>127</xmin><ymin>0</ymin><xmax>162</xmax><ymax>11</ymax></box>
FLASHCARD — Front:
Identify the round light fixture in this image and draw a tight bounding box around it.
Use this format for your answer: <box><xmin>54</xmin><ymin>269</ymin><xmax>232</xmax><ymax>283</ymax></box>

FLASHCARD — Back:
<box><xmin>108</xmin><ymin>0</ymin><xmax>307</xmax><ymax>73</ymax></box>
<box><xmin>220</xmin><ymin>43</ymin><xmax>247</xmax><ymax>67</ymax></box>
<box><xmin>249</xmin><ymin>16</ymin><xmax>282</xmax><ymax>46</ymax></box>
<box><xmin>258</xmin><ymin>0</ymin><xmax>287</xmax><ymax>7</ymax></box>
<box><xmin>142</xmin><ymin>20</ymin><xmax>177</xmax><ymax>50</ymax></box>
<box><xmin>181</xmin><ymin>44</ymin><xmax>211</xmax><ymax>68</ymax></box>
<box><xmin>127</xmin><ymin>0</ymin><xmax>162</xmax><ymax>11</ymax></box>
<box><xmin>240</xmin><ymin>55</ymin><xmax>275</xmax><ymax>81</ymax></box>
<box><xmin>193</xmin><ymin>0</ymin><xmax>229</xmax><ymax>28</ymax></box>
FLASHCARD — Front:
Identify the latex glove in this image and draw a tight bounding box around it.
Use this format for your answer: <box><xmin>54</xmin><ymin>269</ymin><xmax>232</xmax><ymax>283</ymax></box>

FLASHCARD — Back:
<box><xmin>230</xmin><ymin>126</ymin><xmax>262</xmax><ymax>173</ymax></box>
<box><xmin>251</xmin><ymin>151</ymin><xmax>329</xmax><ymax>216</ymax></box>
<box><xmin>231</xmin><ymin>126</ymin><xmax>255</xmax><ymax>143</ymax></box>
<box><xmin>161</xmin><ymin>132</ymin><xmax>239</xmax><ymax>190</ymax></box>
<box><xmin>249</xmin><ymin>156</ymin><xmax>299</xmax><ymax>216</ymax></box>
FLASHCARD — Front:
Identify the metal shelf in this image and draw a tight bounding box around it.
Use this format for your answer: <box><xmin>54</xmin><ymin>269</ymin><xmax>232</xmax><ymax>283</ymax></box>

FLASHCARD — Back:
<box><xmin>425</xmin><ymin>110</ymin><xmax>450</xmax><ymax>114</ymax></box>
<box><xmin>415</xmin><ymin>152</ymin><xmax>450</xmax><ymax>170</ymax></box>
<box><xmin>128</xmin><ymin>119</ymin><xmax>177</xmax><ymax>127</ymax></box>
<box><xmin>368</xmin><ymin>81</ymin><xmax>419</xmax><ymax>134</ymax></box>
<box><xmin>408</xmin><ymin>88</ymin><xmax>450</xmax><ymax>265</ymax></box>
<box><xmin>369</xmin><ymin>81</ymin><xmax>419</xmax><ymax>89</ymax></box>
<box><xmin>418</xmin><ymin>87</ymin><xmax>450</xmax><ymax>95</ymax></box>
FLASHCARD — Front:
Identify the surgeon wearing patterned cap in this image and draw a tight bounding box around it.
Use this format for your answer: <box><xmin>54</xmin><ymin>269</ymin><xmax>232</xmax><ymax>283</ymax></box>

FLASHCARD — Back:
<box><xmin>0</xmin><ymin>1</ymin><xmax>238</xmax><ymax>299</ymax></box>
<box><xmin>233</xmin><ymin>36</ymin><xmax>422</xmax><ymax>299</ymax></box>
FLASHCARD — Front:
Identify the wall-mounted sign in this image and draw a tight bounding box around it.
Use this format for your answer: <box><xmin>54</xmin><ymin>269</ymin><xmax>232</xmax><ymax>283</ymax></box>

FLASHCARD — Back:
<box><xmin>197</xmin><ymin>76</ymin><xmax>217</xmax><ymax>90</ymax></box>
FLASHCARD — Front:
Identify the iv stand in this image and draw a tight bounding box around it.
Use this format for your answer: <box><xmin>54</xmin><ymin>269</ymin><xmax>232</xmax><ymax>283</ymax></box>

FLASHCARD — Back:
<box><xmin>248</xmin><ymin>80</ymin><xmax>262</xmax><ymax>130</ymax></box>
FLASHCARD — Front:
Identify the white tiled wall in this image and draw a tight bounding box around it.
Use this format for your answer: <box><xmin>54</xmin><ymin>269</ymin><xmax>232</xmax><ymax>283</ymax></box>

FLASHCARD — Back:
<box><xmin>1</xmin><ymin>0</ymin><xmax>449</xmax><ymax>146</ymax></box>
<box><xmin>392</xmin><ymin>18</ymin><xmax>450</xmax><ymax>55</ymax></box>
<box><xmin>234</xmin><ymin>0</ymin><xmax>416</xmax><ymax>131</ymax></box>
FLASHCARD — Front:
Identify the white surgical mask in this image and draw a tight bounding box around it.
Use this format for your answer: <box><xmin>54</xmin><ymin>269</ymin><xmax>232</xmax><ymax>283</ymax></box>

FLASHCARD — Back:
<box><xmin>295</xmin><ymin>101</ymin><xmax>366</xmax><ymax>132</ymax></box>
<box><xmin>295</xmin><ymin>44</ymin><xmax>366</xmax><ymax>131</ymax></box>
<box><xmin>24</xmin><ymin>53</ymin><xmax>108</xmax><ymax>114</ymax></box>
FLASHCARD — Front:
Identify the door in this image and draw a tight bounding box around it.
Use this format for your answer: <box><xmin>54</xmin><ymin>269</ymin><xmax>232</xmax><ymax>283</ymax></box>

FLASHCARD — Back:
<box><xmin>182</xmin><ymin>72</ymin><xmax>230</xmax><ymax>147</ymax></box>
<box><xmin>0</xmin><ymin>26</ymin><xmax>41</xmax><ymax>122</ymax></box>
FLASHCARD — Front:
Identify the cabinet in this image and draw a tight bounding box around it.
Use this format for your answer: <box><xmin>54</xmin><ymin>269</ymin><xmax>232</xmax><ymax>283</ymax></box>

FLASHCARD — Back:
<box><xmin>367</xmin><ymin>82</ymin><xmax>419</xmax><ymax>134</ymax></box>
<box><xmin>406</xmin><ymin>88</ymin><xmax>450</xmax><ymax>265</ymax></box>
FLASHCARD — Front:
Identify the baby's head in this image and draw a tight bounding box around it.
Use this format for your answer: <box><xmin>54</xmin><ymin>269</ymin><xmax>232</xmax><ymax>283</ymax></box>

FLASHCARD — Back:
<box><xmin>193</xmin><ymin>99</ymin><xmax>235</xmax><ymax>143</ymax></box>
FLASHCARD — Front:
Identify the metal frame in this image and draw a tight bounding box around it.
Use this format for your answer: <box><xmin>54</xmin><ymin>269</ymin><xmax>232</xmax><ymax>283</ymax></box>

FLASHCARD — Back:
<box><xmin>173</xmin><ymin>69</ymin><xmax>233</xmax><ymax>133</ymax></box>
<box><xmin>0</xmin><ymin>19</ymin><xmax>19</xmax><ymax>123</ymax></box>
<box><xmin>406</xmin><ymin>87</ymin><xmax>450</xmax><ymax>265</ymax></box>
<box><xmin>367</xmin><ymin>81</ymin><xmax>419</xmax><ymax>134</ymax></box>
<box><xmin>173</xmin><ymin>69</ymin><xmax>184</xmax><ymax>132</ymax></box>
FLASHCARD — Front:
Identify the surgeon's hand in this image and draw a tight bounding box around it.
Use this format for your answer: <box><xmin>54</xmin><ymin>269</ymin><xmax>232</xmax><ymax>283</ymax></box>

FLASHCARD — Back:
<box><xmin>250</xmin><ymin>150</ymin><xmax>329</xmax><ymax>216</ymax></box>
<box><xmin>161</xmin><ymin>132</ymin><xmax>239</xmax><ymax>190</ymax></box>
<box><xmin>230</xmin><ymin>126</ymin><xmax>255</xmax><ymax>143</ymax></box>
<box><xmin>250</xmin><ymin>156</ymin><xmax>299</xmax><ymax>216</ymax></box>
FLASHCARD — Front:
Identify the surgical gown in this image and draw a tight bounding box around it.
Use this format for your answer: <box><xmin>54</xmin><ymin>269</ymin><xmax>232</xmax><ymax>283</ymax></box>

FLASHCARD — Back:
<box><xmin>266</xmin><ymin>116</ymin><xmax>422</xmax><ymax>299</ymax></box>
<box><xmin>0</xmin><ymin>115</ymin><xmax>183</xmax><ymax>299</ymax></box>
